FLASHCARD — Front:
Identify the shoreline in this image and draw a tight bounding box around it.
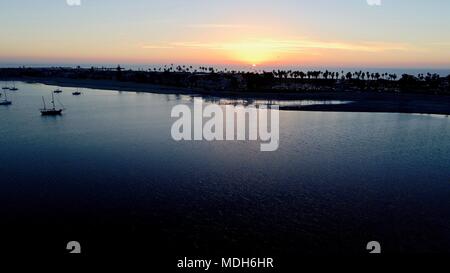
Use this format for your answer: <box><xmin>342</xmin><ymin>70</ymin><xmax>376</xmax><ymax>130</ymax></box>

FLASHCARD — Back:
<box><xmin>12</xmin><ymin>76</ymin><xmax>450</xmax><ymax>116</ymax></box>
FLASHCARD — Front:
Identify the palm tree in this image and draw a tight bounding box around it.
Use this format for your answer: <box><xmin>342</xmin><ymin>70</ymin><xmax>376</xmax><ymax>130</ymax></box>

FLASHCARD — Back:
<box><xmin>299</xmin><ymin>71</ymin><xmax>306</xmax><ymax>80</ymax></box>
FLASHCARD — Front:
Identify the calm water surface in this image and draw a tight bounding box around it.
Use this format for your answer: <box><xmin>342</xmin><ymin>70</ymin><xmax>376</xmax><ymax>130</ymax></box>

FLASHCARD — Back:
<box><xmin>0</xmin><ymin>82</ymin><xmax>449</xmax><ymax>255</ymax></box>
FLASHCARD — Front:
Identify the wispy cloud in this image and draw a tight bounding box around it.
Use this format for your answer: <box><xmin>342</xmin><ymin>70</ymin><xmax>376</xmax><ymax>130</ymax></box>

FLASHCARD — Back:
<box><xmin>187</xmin><ymin>24</ymin><xmax>250</xmax><ymax>29</ymax></box>
<box><xmin>142</xmin><ymin>38</ymin><xmax>411</xmax><ymax>53</ymax></box>
<box><xmin>428</xmin><ymin>42</ymin><xmax>450</xmax><ymax>47</ymax></box>
<box><xmin>141</xmin><ymin>45</ymin><xmax>175</xmax><ymax>49</ymax></box>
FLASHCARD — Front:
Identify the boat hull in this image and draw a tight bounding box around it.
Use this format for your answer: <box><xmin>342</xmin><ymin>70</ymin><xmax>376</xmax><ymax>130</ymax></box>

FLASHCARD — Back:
<box><xmin>40</xmin><ymin>109</ymin><xmax>63</xmax><ymax>115</ymax></box>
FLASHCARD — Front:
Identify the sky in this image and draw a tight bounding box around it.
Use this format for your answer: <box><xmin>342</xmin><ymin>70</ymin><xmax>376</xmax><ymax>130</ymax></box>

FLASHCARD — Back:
<box><xmin>0</xmin><ymin>0</ymin><xmax>449</xmax><ymax>69</ymax></box>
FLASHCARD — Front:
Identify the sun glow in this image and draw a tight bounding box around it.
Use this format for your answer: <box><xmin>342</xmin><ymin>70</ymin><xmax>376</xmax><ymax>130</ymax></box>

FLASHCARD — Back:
<box><xmin>225</xmin><ymin>41</ymin><xmax>278</xmax><ymax>65</ymax></box>
<box><xmin>140</xmin><ymin>38</ymin><xmax>417</xmax><ymax>67</ymax></box>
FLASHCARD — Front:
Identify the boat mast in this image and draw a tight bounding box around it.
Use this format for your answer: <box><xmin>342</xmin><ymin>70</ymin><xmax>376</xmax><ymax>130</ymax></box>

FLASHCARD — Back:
<box><xmin>42</xmin><ymin>96</ymin><xmax>46</xmax><ymax>110</ymax></box>
<box><xmin>51</xmin><ymin>92</ymin><xmax>56</xmax><ymax>109</ymax></box>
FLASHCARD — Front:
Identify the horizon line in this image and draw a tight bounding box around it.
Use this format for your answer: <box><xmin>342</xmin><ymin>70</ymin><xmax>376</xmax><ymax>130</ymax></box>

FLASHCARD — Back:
<box><xmin>0</xmin><ymin>62</ymin><xmax>449</xmax><ymax>71</ymax></box>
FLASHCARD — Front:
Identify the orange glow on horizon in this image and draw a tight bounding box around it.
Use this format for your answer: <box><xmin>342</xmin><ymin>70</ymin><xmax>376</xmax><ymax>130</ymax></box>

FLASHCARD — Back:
<box><xmin>135</xmin><ymin>38</ymin><xmax>441</xmax><ymax>68</ymax></box>
<box><xmin>2</xmin><ymin>36</ymin><xmax>449</xmax><ymax>69</ymax></box>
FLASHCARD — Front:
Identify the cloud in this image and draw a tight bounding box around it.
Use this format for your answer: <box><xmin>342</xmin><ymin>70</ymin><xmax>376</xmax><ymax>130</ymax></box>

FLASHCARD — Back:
<box><xmin>141</xmin><ymin>45</ymin><xmax>175</xmax><ymax>49</ymax></box>
<box><xmin>187</xmin><ymin>24</ymin><xmax>249</xmax><ymax>29</ymax></box>
<box><xmin>142</xmin><ymin>38</ymin><xmax>411</xmax><ymax>53</ymax></box>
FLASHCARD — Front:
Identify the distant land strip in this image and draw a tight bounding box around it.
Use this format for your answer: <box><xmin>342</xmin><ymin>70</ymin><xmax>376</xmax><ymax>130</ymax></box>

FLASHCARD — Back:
<box><xmin>1</xmin><ymin>66</ymin><xmax>449</xmax><ymax>115</ymax></box>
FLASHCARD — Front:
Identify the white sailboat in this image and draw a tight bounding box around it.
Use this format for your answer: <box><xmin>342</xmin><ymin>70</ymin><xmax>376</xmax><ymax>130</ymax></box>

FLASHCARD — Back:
<box><xmin>9</xmin><ymin>81</ymin><xmax>18</xmax><ymax>91</ymax></box>
<box><xmin>72</xmin><ymin>88</ymin><xmax>82</xmax><ymax>96</ymax></box>
<box><xmin>40</xmin><ymin>92</ymin><xmax>63</xmax><ymax>115</ymax></box>
<box><xmin>0</xmin><ymin>90</ymin><xmax>12</xmax><ymax>106</ymax></box>
<box><xmin>2</xmin><ymin>81</ymin><xmax>10</xmax><ymax>90</ymax></box>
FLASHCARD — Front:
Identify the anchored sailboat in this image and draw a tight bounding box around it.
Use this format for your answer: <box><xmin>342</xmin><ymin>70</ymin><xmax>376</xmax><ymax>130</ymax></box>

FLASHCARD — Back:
<box><xmin>0</xmin><ymin>90</ymin><xmax>12</xmax><ymax>106</ymax></box>
<box><xmin>2</xmin><ymin>81</ymin><xmax>10</xmax><ymax>90</ymax></box>
<box><xmin>72</xmin><ymin>88</ymin><xmax>82</xmax><ymax>95</ymax></box>
<box><xmin>40</xmin><ymin>92</ymin><xmax>63</xmax><ymax>115</ymax></box>
<box><xmin>9</xmin><ymin>81</ymin><xmax>18</xmax><ymax>91</ymax></box>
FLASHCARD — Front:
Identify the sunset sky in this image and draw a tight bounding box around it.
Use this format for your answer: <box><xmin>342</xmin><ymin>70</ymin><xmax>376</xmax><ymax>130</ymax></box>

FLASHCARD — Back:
<box><xmin>1</xmin><ymin>0</ymin><xmax>449</xmax><ymax>68</ymax></box>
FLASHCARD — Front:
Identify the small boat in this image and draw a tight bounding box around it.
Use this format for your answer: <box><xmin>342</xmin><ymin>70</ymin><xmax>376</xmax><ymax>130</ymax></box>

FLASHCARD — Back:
<box><xmin>54</xmin><ymin>88</ymin><xmax>63</xmax><ymax>94</ymax></box>
<box><xmin>0</xmin><ymin>90</ymin><xmax>12</xmax><ymax>106</ymax></box>
<box><xmin>9</xmin><ymin>82</ymin><xmax>18</xmax><ymax>91</ymax></box>
<box><xmin>40</xmin><ymin>92</ymin><xmax>63</xmax><ymax>115</ymax></box>
<box><xmin>2</xmin><ymin>82</ymin><xmax>9</xmax><ymax>90</ymax></box>
<box><xmin>72</xmin><ymin>89</ymin><xmax>82</xmax><ymax>96</ymax></box>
